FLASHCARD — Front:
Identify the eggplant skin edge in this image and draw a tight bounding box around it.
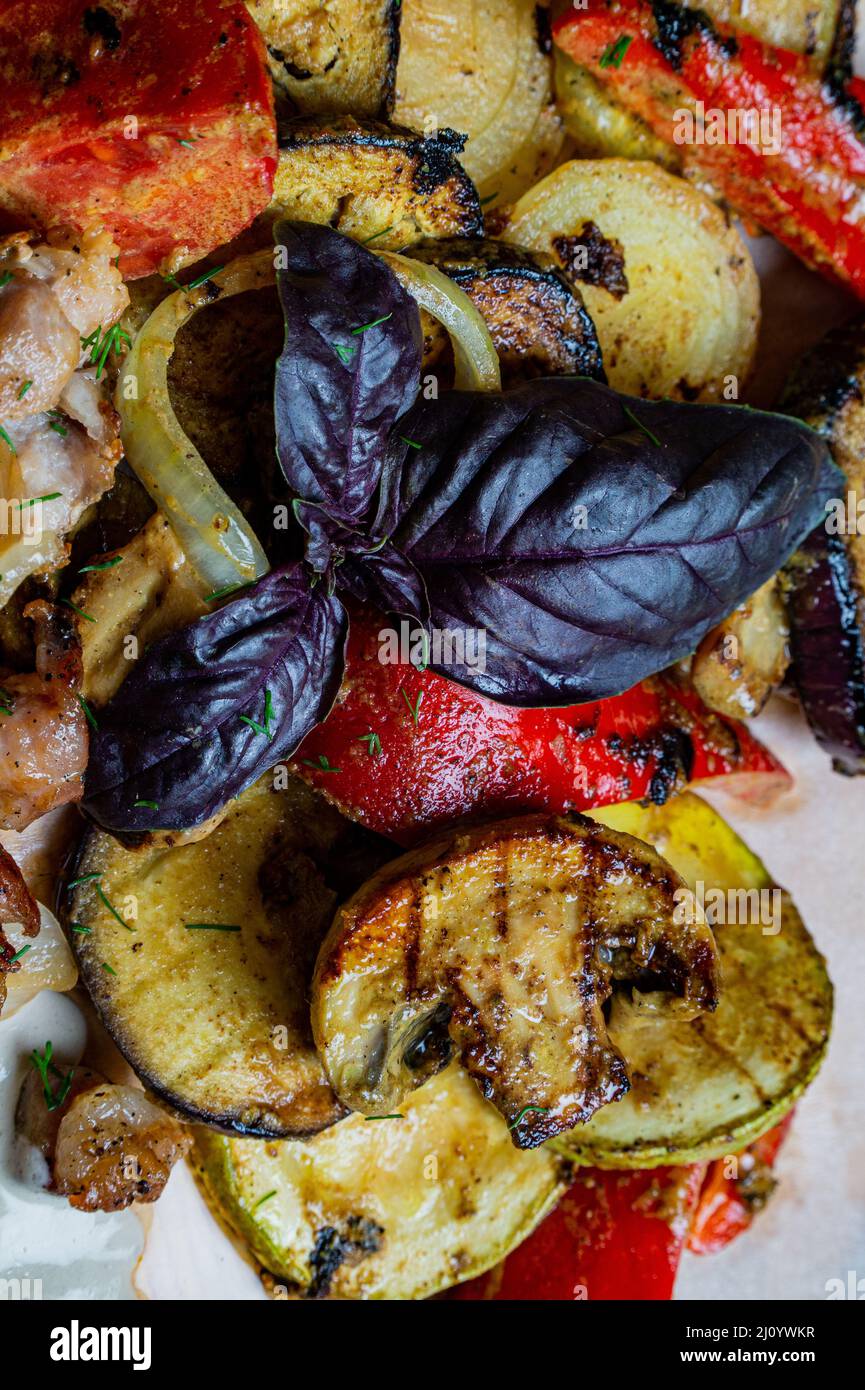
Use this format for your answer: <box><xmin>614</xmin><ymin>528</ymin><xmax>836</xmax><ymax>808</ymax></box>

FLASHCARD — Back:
<box><xmin>782</xmin><ymin>314</ymin><xmax>865</xmax><ymax>775</ymax></box>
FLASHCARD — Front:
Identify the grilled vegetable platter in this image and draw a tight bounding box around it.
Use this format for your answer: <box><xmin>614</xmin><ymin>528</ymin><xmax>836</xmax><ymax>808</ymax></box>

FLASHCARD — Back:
<box><xmin>1</xmin><ymin>0</ymin><xmax>863</xmax><ymax>1303</ymax></box>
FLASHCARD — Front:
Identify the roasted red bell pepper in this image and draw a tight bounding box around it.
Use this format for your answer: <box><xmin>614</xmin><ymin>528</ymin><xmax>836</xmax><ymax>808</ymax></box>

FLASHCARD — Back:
<box><xmin>0</xmin><ymin>0</ymin><xmax>276</xmax><ymax>278</ymax></box>
<box><xmin>687</xmin><ymin>1114</ymin><xmax>794</xmax><ymax>1256</ymax></box>
<box><xmin>554</xmin><ymin>1</ymin><xmax>865</xmax><ymax>298</ymax></box>
<box><xmin>293</xmin><ymin>605</ymin><xmax>789</xmax><ymax>843</ymax></box>
<box><xmin>450</xmin><ymin>1166</ymin><xmax>706</xmax><ymax>1301</ymax></box>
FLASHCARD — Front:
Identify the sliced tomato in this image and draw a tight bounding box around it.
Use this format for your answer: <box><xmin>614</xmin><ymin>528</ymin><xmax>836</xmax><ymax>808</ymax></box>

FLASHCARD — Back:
<box><xmin>0</xmin><ymin>0</ymin><xmax>276</xmax><ymax>277</ymax></box>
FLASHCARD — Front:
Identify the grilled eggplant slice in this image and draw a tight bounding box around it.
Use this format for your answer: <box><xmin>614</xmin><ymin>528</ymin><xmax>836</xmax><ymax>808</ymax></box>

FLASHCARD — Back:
<box><xmin>194</xmin><ymin>1063</ymin><xmax>566</xmax><ymax>1299</ymax></box>
<box><xmin>505</xmin><ymin>159</ymin><xmax>759</xmax><ymax>401</ymax></box>
<box><xmin>271</xmin><ymin>117</ymin><xmax>483</xmax><ymax>248</ymax></box>
<box><xmin>64</xmin><ymin>773</ymin><xmax>391</xmax><ymax>1137</ymax></box>
<box><xmin>247</xmin><ymin>0</ymin><xmax>400</xmax><ymax>118</ymax></box>
<box><xmin>404</xmin><ymin>236</ymin><xmax>604</xmax><ymax>384</ymax></box>
<box><xmin>782</xmin><ymin>316</ymin><xmax>865</xmax><ymax>774</ymax></box>
<box><xmin>555</xmin><ymin>795</ymin><xmax>832</xmax><ymax>1167</ymax></box>
<box><xmin>392</xmin><ymin>0</ymin><xmax>564</xmax><ymax>208</ymax></box>
<box><xmin>312</xmin><ymin>814</ymin><xmax>719</xmax><ymax>1149</ymax></box>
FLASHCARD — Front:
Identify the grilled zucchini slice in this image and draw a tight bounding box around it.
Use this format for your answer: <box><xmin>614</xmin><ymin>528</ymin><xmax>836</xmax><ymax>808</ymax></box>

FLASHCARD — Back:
<box><xmin>271</xmin><ymin>117</ymin><xmax>483</xmax><ymax>249</ymax></box>
<box><xmin>246</xmin><ymin>0</ymin><xmax>400</xmax><ymax>119</ymax></box>
<box><xmin>392</xmin><ymin>0</ymin><xmax>564</xmax><ymax>208</ymax></box>
<box><xmin>404</xmin><ymin>236</ymin><xmax>604</xmax><ymax>384</ymax></box>
<box><xmin>556</xmin><ymin>794</ymin><xmax>832</xmax><ymax>1167</ymax></box>
<box><xmin>311</xmin><ymin>813</ymin><xmax>720</xmax><ymax>1148</ymax></box>
<box><xmin>64</xmin><ymin>773</ymin><xmax>391</xmax><ymax>1137</ymax></box>
<box><xmin>193</xmin><ymin>1063</ymin><xmax>566</xmax><ymax>1299</ymax></box>
<box><xmin>505</xmin><ymin>159</ymin><xmax>759</xmax><ymax>401</ymax></box>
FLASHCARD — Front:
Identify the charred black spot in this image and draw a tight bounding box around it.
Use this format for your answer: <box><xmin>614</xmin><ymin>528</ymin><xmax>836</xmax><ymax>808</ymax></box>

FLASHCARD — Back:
<box><xmin>413</xmin><ymin>127</ymin><xmax>469</xmax><ymax>194</ymax></box>
<box><xmin>534</xmin><ymin>4</ymin><xmax>552</xmax><ymax>55</ymax></box>
<box><xmin>268</xmin><ymin>46</ymin><xmax>338</xmax><ymax>80</ymax></box>
<box><xmin>83</xmin><ymin>7</ymin><xmax>122</xmax><ymax>52</ymax></box>
<box><xmin>307</xmin><ymin>1216</ymin><xmax>384</xmax><ymax>1298</ymax></box>
<box><xmin>554</xmin><ymin>222</ymin><xmax>629</xmax><ymax>300</ymax></box>
<box><xmin>650</xmin><ymin>1</ymin><xmax>733</xmax><ymax>71</ymax></box>
<box><xmin>648</xmin><ymin>728</ymin><xmax>694</xmax><ymax>803</ymax></box>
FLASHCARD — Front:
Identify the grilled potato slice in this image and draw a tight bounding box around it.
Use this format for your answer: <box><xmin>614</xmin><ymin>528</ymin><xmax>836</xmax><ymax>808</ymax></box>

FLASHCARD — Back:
<box><xmin>392</xmin><ymin>0</ymin><xmax>564</xmax><ymax>208</ymax></box>
<box><xmin>504</xmin><ymin>159</ymin><xmax>759</xmax><ymax>401</ymax></box>
<box><xmin>557</xmin><ymin>795</ymin><xmax>833</xmax><ymax>1166</ymax></box>
<box><xmin>271</xmin><ymin>117</ymin><xmax>483</xmax><ymax>249</ymax></box>
<box><xmin>246</xmin><ymin>0</ymin><xmax>400</xmax><ymax>119</ymax></box>
<box><xmin>65</xmin><ymin>772</ymin><xmax>391</xmax><ymax>1137</ymax></box>
<box><xmin>194</xmin><ymin>1063</ymin><xmax>567</xmax><ymax>1299</ymax></box>
<box><xmin>311</xmin><ymin>813</ymin><xmax>719</xmax><ymax>1148</ymax></box>
<box><xmin>404</xmin><ymin>236</ymin><xmax>604</xmax><ymax>384</ymax></box>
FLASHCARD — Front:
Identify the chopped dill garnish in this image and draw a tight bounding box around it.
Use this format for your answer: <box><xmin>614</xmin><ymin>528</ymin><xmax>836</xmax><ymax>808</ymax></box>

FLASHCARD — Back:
<box><xmin>28</xmin><ymin>1041</ymin><xmax>74</xmax><ymax>1112</ymax></box>
<box><xmin>352</xmin><ymin>313</ymin><xmax>393</xmax><ymax>336</ymax></box>
<box><xmin>77</xmin><ymin>694</ymin><xmax>98</xmax><ymax>731</ymax></box>
<box><xmin>358</xmin><ymin>731</ymin><xmax>382</xmax><ymax>756</ymax></box>
<box><xmin>78</xmin><ymin>555</ymin><xmax>123</xmax><ymax>573</ymax></box>
<box><xmin>599</xmin><ymin>34</ymin><xmax>633</xmax><ymax>69</ymax></box>
<box><xmin>623</xmin><ymin>404</ymin><xmax>661</xmax><ymax>448</ymax></box>
<box><xmin>62</xmin><ymin>597</ymin><xmax>96</xmax><ymax>624</ymax></box>
<box><xmin>400</xmin><ymin>688</ymin><xmax>423</xmax><ymax>726</ymax></box>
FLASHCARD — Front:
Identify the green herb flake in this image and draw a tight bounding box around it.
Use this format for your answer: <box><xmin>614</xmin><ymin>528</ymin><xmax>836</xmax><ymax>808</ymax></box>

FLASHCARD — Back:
<box><xmin>0</xmin><ymin>426</ymin><xmax>16</xmax><ymax>456</ymax></box>
<box><xmin>599</xmin><ymin>34</ymin><xmax>633</xmax><ymax>69</ymax></box>
<box><xmin>351</xmin><ymin>313</ymin><xmax>393</xmax><ymax>336</ymax></box>
<box><xmin>61</xmin><ymin>598</ymin><xmax>96</xmax><ymax>624</ymax></box>
<box><xmin>204</xmin><ymin>580</ymin><xmax>252</xmax><ymax>603</ymax></box>
<box><xmin>17</xmin><ymin>379</ymin><xmax>33</xmax><ymax>400</ymax></box>
<box><xmin>82</xmin><ymin>323</ymin><xmax>132</xmax><ymax>380</ymax></box>
<box><xmin>101</xmin><ymin>961</ymin><xmax>117</xmax><ymax>976</ymax></box>
<box><xmin>28</xmin><ymin>1041</ymin><xmax>74</xmax><ymax>1112</ymax></box>
<box><xmin>400</xmin><ymin>687</ymin><xmax>423</xmax><ymax>726</ymax></box>
<box><xmin>364</xmin><ymin>1113</ymin><xmax>404</xmax><ymax>1121</ymax></box>
<box><xmin>16</xmin><ymin>492</ymin><xmax>61</xmax><ymax>509</ymax></box>
<box><xmin>185</xmin><ymin>265</ymin><xmax>224</xmax><ymax>291</ymax></box>
<box><xmin>301</xmin><ymin>754</ymin><xmax>341</xmax><ymax>774</ymax></box>
<box><xmin>134</xmin><ymin>799</ymin><xmax>159</xmax><ymax>810</ymax></box>
<box><xmin>48</xmin><ymin>419</ymin><xmax>68</xmax><ymax>437</ymax></box>
<box><xmin>67</xmin><ymin>871</ymin><xmax>101</xmax><ymax>891</ymax></box>
<box><xmin>253</xmin><ymin>1189</ymin><xmax>277</xmax><ymax>1209</ymax></box>
<box><xmin>96</xmin><ymin>882</ymin><xmax>134</xmax><ymax>932</ymax></box>
<box><xmin>0</xmin><ymin>270</ymin><xmax>13</xmax><ymax>289</ymax></box>
<box><xmin>77</xmin><ymin>693</ymin><xmax>98</xmax><ymax>731</ymax></box>
<box><xmin>78</xmin><ymin>555</ymin><xmax>123</xmax><ymax>573</ymax></box>
<box><xmin>70</xmin><ymin>923</ymin><xmax>92</xmax><ymax>935</ymax></box>
<box><xmin>400</xmin><ymin>436</ymin><xmax>422</xmax><ymax>450</ymax></box>
<box><xmin>508</xmin><ymin>1104</ymin><xmax>549</xmax><ymax>1131</ymax></box>
<box><xmin>358</xmin><ymin>731</ymin><xmax>382</xmax><ymax>757</ymax></box>
<box><xmin>8</xmin><ymin>943</ymin><xmax>31</xmax><ymax>965</ymax></box>
<box><xmin>361</xmin><ymin>225</ymin><xmax>393</xmax><ymax>245</ymax></box>
<box><xmin>184</xmin><ymin>923</ymin><xmax>242</xmax><ymax>933</ymax></box>
<box><xmin>623</xmin><ymin>404</ymin><xmax>661</xmax><ymax>449</ymax></box>
<box><xmin>333</xmin><ymin>342</ymin><xmax>356</xmax><ymax>364</ymax></box>
<box><xmin>239</xmin><ymin>689</ymin><xmax>274</xmax><ymax>741</ymax></box>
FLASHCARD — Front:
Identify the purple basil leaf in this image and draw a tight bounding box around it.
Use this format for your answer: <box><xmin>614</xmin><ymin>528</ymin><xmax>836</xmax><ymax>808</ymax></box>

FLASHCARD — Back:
<box><xmin>82</xmin><ymin>563</ymin><xmax>347</xmax><ymax>832</ymax></box>
<box><xmin>274</xmin><ymin>220</ymin><xmax>423</xmax><ymax>525</ymax></box>
<box><xmin>375</xmin><ymin>378</ymin><xmax>842</xmax><ymax>704</ymax></box>
<box><xmin>293</xmin><ymin>498</ymin><xmax>428</xmax><ymax>620</ymax></box>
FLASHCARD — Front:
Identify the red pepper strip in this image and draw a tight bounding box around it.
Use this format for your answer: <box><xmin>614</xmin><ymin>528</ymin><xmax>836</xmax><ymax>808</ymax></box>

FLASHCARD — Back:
<box><xmin>449</xmin><ymin>1166</ymin><xmax>706</xmax><ymax>1301</ymax></box>
<box><xmin>0</xmin><ymin>1</ymin><xmax>276</xmax><ymax>278</ymax></box>
<box><xmin>553</xmin><ymin>2</ymin><xmax>865</xmax><ymax>298</ymax></box>
<box><xmin>293</xmin><ymin>605</ymin><xmax>789</xmax><ymax>844</ymax></box>
<box><xmin>687</xmin><ymin>1113</ymin><xmax>794</xmax><ymax>1255</ymax></box>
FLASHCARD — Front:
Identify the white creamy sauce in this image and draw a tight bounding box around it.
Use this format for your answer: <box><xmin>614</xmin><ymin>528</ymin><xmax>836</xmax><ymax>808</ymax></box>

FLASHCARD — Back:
<box><xmin>0</xmin><ymin>990</ymin><xmax>143</xmax><ymax>1300</ymax></box>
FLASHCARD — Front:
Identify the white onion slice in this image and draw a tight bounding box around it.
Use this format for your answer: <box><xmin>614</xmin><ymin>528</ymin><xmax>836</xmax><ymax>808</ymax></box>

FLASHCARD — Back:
<box><xmin>116</xmin><ymin>253</ymin><xmax>273</xmax><ymax>592</ymax></box>
<box><xmin>379</xmin><ymin>251</ymin><xmax>501</xmax><ymax>392</ymax></box>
